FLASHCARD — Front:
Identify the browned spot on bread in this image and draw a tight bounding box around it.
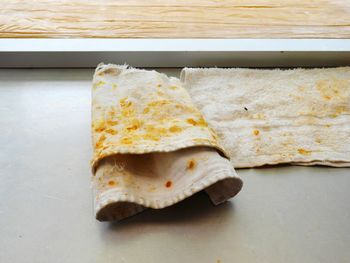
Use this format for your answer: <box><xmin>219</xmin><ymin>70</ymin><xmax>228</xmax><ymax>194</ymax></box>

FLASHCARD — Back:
<box><xmin>143</xmin><ymin>107</ymin><xmax>150</xmax><ymax>114</ymax></box>
<box><xmin>253</xmin><ymin>129</ymin><xmax>260</xmax><ymax>136</ymax></box>
<box><xmin>126</xmin><ymin>120</ymin><xmax>142</xmax><ymax>131</ymax></box>
<box><xmin>165</xmin><ymin>181</ymin><xmax>172</xmax><ymax>188</ymax></box>
<box><xmin>187</xmin><ymin>159</ymin><xmax>196</xmax><ymax>170</ymax></box>
<box><xmin>186</xmin><ymin>117</ymin><xmax>207</xmax><ymax>127</ymax></box>
<box><xmin>187</xmin><ymin>118</ymin><xmax>197</xmax><ymax>125</ymax></box>
<box><xmin>108</xmin><ymin>180</ymin><xmax>117</xmax><ymax>186</ymax></box>
<box><xmin>196</xmin><ymin>116</ymin><xmax>208</xmax><ymax>127</ymax></box>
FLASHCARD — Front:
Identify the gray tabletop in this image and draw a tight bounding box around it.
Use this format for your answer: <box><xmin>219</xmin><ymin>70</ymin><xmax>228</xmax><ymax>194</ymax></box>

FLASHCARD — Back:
<box><xmin>0</xmin><ymin>69</ymin><xmax>349</xmax><ymax>263</ymax></box>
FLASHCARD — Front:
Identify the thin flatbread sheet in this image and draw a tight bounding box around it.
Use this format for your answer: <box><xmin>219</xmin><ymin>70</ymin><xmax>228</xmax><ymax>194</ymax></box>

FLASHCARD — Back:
<box><xmin>181</xmin><ymin>67</ymin><xmax>350</xmax><ymax>168</ymax></box>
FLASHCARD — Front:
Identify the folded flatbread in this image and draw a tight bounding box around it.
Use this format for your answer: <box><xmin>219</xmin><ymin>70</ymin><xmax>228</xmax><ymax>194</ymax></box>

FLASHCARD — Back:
<box><xmin>91</xmin><ymin>64</ymin><xmax>242</xmax><ymax>221</ymax></box>
<box><xmin>181</xmin><ymin>67</ymin><xmax>350</xmax><ymax>168</ymax></box>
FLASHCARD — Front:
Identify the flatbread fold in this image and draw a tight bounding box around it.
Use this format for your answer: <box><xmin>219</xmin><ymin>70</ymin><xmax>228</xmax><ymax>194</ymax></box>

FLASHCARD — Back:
<box><xmin>91</xmin><ymin>64</ymin><xmax>242</xmax><ymax>221</ymax></box>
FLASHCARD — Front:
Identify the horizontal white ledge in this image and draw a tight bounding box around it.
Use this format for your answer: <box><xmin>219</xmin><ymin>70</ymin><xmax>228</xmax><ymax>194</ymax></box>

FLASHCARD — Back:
<box><xmin>1</xmin><ymin>39</ymin><xmax>350</xmax><ymax>52</ymax></box>
<box><xmin>1</xmin><ymin>39</ymin><xmax>349</xmax><ymax>68</ymax></box>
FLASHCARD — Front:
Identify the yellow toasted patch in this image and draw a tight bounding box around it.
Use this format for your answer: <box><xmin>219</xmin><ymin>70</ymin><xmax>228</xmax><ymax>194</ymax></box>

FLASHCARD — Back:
<box><xmin>126</xmin><ymin>119</ymin><xmax>142</xmax><ymax>131</ymax></box>
<box><xmin>105</xmin><ymin>128</ymin><xmax>118</xmax><ymax>135</ymax></box>
<box><xmin>187</xmin><ymin>118</ymin><xmax>197</xmax><ymax>125</ymax></box>
<box><xmin>169</xmin><ymin>125</ymin><xmax>182</xmax><ymax>133</ymax></box>
<box><xmin>316</xmin><ymin>79</ymin><xmax>349</xmax><ymax>101</ymax></box>
<box><xmin>92</xmin><ymin>120</ymin><xmax>106</xmax><ymax>133</ymax></box>
<box><xmin>148</xmin><ymin>185</ymin><xmax>156</xmax><ymax>192</ymax></box>
<box><xmin>95</xmin><ymin>134</ymin><xmax>107</xmax><ymax>149</ymax></box>
<box><xmin>142</xmin><ymin>133</ymin><xmax>161</xmax><ymax>141</ymax></box>
<box><xmin>93</xmin><ymin>81</ymin><xmax>106</xmax><ymax>89</ymax></box>
<box><xmin>120</xmin><ymin>137</ymin><xmax>133</xmax><ymax>145</ymax></box>
<box><xmin>252</xmin><ymin>113</ymin><xmax>266</xmax><ymax>119</ymax></box>
<box><xmin>196</xmin><ymin>116</ymin><xmax>208</xmax><ymax>127</ymax></box>
<box><xmin>106</xmin><ymin>120</ymin><xmax>118</xmax><ymax>126</ymax></box>
<box><xmin>119</xmin><ymin>98</ymin><xmax>135</xmax><ymax>118</ymax></box>
<box><xmin>297</xmin><ymin>148</ymin><xmax>312</xmax><ymax>155</ymax></box>
<box><xmin>253</xmin><ymin>129</ymin><xmax>260</xmax><ymax>136</ymax></box>
<box><xmin>143</xmin><ymin>125</ymin><xmax>168</xmax><ymax>141</ymax></box>
<box><xmin>147</xmin><ymin>100</ymin><xmax>170</xmax><ymax>107</ymax></box>
<box><xmin>330</xmin><ymin>105</ymin><xmax>348</xmax><ymax>118</ymax></box>
<box><xmin>120</xmin><ymin>97</ymin><xmax>133</xmax><ymax>108</ymax></box>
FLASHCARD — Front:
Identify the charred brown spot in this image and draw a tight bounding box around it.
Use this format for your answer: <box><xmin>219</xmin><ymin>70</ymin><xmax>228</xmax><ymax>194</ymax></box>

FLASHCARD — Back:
<box><xmin>108</xmin><ymin>180</ymin><xmax>117</xmax><ymax>186</ymax></box>
<box><xmin>187</xmin><ymin>159</ymin><xmax>196</xmax><ymax>170</ymax></box>
<box><xmin>165</xmin><ymin>181</ymin><xmax>172</xmax><ymax>188</ymax></box>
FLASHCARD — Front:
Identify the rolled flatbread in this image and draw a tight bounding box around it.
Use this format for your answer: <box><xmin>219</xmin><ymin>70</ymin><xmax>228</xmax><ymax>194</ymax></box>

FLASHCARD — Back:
<box><xmin>91</xmin><ymin>64</ymin><xmax>242</xmax><ymax>221</ymax></box>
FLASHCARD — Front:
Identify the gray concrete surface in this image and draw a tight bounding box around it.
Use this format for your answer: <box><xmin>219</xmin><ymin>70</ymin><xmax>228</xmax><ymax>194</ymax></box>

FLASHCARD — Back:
<box><xmin>0</xmin><ymin>69</ymin><xmax>349</xmax><ymax>263</ymax></box>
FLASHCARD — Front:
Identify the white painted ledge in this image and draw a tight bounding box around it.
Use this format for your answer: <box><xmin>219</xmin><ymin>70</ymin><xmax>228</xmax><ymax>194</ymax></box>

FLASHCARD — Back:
<box><xmin>0</xmin><ymin>39</ymin><xmax>349</xmax><ymax>67</ymax></box>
